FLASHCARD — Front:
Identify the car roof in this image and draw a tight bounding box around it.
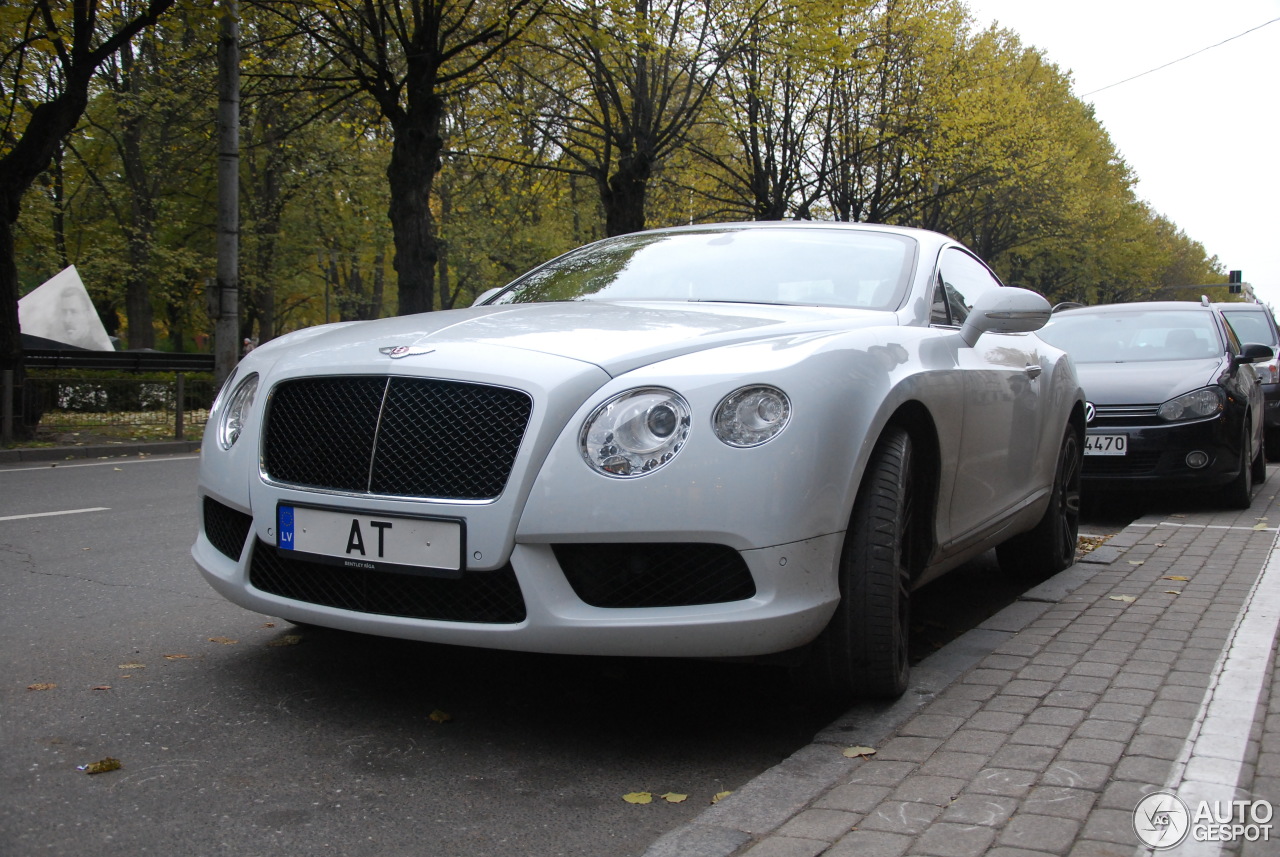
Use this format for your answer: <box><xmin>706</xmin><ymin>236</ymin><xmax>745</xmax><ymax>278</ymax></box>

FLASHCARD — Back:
<box><xmin>1055</xmin><ymin>301</ymin><xmax>1220</xmax><ymax>314</ymax></box>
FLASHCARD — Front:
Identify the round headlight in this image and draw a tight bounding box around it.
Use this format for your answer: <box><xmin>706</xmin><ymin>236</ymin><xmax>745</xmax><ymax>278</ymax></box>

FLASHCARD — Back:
<box><xmin>1157</xmin><ymin>387</ymin><xmax>1223</xmax><ymax>422</ymax></box>
<box><xmin>217</xmin><ymin>372</ymin><xmax>259</xmax><ymax>450</ymax></box>
<box><xmin>713</xmin><ymin>386</ymin><xmax>792</xmax><ymax>447</ymax></box>
<box><xmin>580</xmin><ymin>388</ymin><xmax>692</xmax><ymax>477</ymax></box>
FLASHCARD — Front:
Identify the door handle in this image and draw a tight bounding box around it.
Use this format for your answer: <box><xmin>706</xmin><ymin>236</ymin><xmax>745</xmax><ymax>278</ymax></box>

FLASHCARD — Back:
<box><xmin>1025</xmin><ymin>364</ymin><xmax>1043</xmax><ymax>379</ymax></box>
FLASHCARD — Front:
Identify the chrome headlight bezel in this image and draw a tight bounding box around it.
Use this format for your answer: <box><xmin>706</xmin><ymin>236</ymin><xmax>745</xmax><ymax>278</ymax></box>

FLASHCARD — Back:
<box><xmin>579</xmin><ymin>387</ymin><xmax>692</xmax><ymax>478</ymax></box>
<box><xmin>712</xmin><ymin>385</ymin><xmax>792</xmax><ymax>448</ymax></box>
<box><xmin>216</xmin><ymin>372</ymin><xmax>259</xmax><ymax>450</ymax></box>
<box><xmin>1157</xmin><ymin>387</ymin><xmax>1225</xmax><ymax>423</ymax></box>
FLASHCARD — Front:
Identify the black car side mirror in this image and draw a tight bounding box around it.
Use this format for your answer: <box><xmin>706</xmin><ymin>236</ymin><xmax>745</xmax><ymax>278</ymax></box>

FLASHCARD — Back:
<box><xmin>1233</xmin><ymin>342</ymin><xmax>1275</xmax><ymax>367</ymax></box>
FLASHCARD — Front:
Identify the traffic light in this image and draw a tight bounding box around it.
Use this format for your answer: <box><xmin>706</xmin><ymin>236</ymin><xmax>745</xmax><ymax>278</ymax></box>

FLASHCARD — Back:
<box><xmin>1229</xmin><ymin>270</ymin><xmax>1242</xmax><ymax>294</ymax></box>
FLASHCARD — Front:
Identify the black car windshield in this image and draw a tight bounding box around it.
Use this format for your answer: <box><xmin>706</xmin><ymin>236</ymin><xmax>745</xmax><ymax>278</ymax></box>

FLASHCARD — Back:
<box><xmin>1039</xmin><ymin>309</ymin><xmax>1223</xmax><ymax>363</ymax></box>
<box><xmin>1220</xmin><ymin>309</ymin><xmax>1279</xmax><ymax>347</ymax></box>
<box><xmin>490</xmin><ymin>228</ymin><xmax>917</xmax><ymax>310</ymax></box>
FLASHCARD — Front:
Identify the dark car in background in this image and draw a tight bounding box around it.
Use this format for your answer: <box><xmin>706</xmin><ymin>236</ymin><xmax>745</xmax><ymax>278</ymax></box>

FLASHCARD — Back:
<box><xmin>1216</xmin><ymin>302</ymin><xmax>1280</xmax><ymax>460</ymax></box>
<box><xmin>1038</xmin><ymin>300</ymin><xmax>1272</xmax><ymax>508</ymax></box>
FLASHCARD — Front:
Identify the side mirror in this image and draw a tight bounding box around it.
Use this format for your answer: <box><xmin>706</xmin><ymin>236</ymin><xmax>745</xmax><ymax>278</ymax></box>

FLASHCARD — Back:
<box><xmin>959</xmin><ymin>287</ymin><xmax>1052</xmax><ymax>348</ymax></box>
<box><xmin>471</xmin><ymin>287</ymin><xmax>503</xmax><ymax>307</ymax></box>
<box><xmin>1234</xmin><ymin>342</ymin><xmax>1275</xmax><ymax>366</ymax></box>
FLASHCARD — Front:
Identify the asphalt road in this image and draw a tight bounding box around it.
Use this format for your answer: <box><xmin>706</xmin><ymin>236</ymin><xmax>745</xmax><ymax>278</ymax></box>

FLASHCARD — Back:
<box><xmin>0</xmin><ymin>453</ymin><xmax>1117</xmax><ymax>857</ymax></box>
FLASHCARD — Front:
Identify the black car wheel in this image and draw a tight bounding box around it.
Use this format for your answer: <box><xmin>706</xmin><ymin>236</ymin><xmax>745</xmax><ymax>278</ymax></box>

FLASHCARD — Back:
<box><xmin>997</xmin><ymin>425</ymin><xmax>1082</xmax><ymax>578</ymax></box>
<box><xmin>801</xmin><ymin>427</ymin><xmax>914</xmax><ymax>700</ymax></box>
<box><xmin>1224</xmin><ymin>427</ymin><xmax>1255</xmax><ymax>510</ymax></box>
<box><xmin>1252</xmin><ymin>430</ymin><xmax>1268</xmax><ymax>483</ymax></box>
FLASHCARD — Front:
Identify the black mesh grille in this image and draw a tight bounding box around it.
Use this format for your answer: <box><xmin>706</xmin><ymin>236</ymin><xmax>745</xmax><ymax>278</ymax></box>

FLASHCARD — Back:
<box><xmin>554</xmin><ymin>543</ymin><xmax>756</xmax><ymax>608</ymax></box>
<box><xmin>203</xmin><ymin>497</ymin><xmax>253</xmax><ymax>560</ymax></box>
<box><xmin>248</xmin><ymin>539</ymin><xmax>526</xmax><ymax>623</ymax></box>
<box><xmin>262</xmin><ymin>376</ymin><xmax>532</xmax><ymax>499</ymax></box>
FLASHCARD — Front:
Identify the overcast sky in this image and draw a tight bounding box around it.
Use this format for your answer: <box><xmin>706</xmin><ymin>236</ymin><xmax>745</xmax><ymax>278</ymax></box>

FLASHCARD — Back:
<box><xmin>962</xmin><ymin>0</ymin><xmax>1280</xmax><ymax>307</ymax></box>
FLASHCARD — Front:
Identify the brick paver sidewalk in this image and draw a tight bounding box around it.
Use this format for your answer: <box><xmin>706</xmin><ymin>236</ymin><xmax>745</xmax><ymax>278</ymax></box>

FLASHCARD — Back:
<box><xmin>648</xmin><ymin>483</ymin><xmax>1280</xmax><ymax>857</ymax></box>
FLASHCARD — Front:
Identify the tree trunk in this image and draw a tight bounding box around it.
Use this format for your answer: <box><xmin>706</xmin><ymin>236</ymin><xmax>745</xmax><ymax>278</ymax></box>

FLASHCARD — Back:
<box><xmin>603</xmin><ymin>155</ymin><xmax>652</xmax><ymax>237</ymax></box>
<box><xmin>386</xmin><ymin>96</ymin><xmax>444</xmax><ymax>315</ymax></box>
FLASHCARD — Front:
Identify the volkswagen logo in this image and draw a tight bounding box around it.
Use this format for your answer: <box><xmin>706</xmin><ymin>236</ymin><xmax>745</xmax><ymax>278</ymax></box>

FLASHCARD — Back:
<box><xmin>1085</xmin><ymin>402</ymin><xmax>1096</xmax><ymax>424</ymax></box>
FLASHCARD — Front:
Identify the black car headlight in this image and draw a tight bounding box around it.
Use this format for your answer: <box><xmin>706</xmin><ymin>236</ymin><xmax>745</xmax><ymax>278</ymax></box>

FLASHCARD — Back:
<box><xmin>580</xmin><ymin>388</ymin><xmax>692</xmax><ymax>477</ymax></box>
<box><xmin>1158</xmin><ymin>387</ymin><xmax>1224</xmax><ymax>422</ymax></box>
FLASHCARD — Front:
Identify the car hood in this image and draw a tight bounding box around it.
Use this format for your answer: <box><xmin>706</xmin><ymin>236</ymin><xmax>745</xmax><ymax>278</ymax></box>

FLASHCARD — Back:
<box><xmin>1074</xmin><ymin>357</ymin><xmax>1226</xmax><ymax>405</ymax></box>
<box><xmin>258</xmin><ymin>301</ymin><xmax>896</xmax><ymax>377</ymax></box>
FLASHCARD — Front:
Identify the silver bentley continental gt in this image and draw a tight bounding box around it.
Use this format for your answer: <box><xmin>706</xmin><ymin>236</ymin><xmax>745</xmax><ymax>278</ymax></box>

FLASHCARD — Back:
<box><xmin>194</xmin><ymin>222</ymin><xmax>1085</xmax><ymax>699</ymax></box>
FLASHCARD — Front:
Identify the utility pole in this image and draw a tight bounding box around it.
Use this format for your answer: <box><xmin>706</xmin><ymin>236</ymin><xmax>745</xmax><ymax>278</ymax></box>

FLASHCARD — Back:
<box><xmin>214</xmin><ymin>0</ymin><xmax>240</xmax><ymax>389</ymax></box>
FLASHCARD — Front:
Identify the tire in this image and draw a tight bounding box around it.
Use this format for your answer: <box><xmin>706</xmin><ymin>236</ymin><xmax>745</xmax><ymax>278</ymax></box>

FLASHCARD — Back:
<box><xmin>1224</xmin><ymin>427</ymin><xmax>1254</xmax><ymax>510</ymax></box>
<box><xmin>997</xmin><ymin>425</ymin><xmax>1082</xmax><ymax>579</ymax></box>
<box><xmin>801</xmin><ymin>427</ymin><xmax>914</xmax><ymax>700</ymax></box>
<box><xmin>1252</xmin><ymin>430</ymin><xmax>1268</xmax><ymax>483</ymax></box>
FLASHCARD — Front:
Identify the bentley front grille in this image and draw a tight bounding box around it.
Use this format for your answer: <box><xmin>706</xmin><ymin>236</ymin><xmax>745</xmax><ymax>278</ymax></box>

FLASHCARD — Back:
<box><xmin>262</xmin><ymin>376</ymin><xmax>532</xmax><ymax>500</ymax></box>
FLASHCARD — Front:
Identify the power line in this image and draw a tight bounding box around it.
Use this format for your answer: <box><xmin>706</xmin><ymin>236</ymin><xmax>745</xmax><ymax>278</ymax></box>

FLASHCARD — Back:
<box><xmin>1081</xmin><ymin>16</ymin><xmax>1280</xmax><ymax>97</ymax></box>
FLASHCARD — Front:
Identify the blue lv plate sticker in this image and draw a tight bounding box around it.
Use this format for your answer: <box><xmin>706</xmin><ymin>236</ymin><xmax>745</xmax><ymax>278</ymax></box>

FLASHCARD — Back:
<box><xmin>278</xmin><ymin>505</ymin><xmax>295</xmax><ymax>550</ymax></box>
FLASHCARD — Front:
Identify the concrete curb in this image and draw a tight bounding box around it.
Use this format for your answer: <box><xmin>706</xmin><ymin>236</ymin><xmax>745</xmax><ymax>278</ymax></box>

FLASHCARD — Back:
<box><xmin>0</xmin><ymin>440</ymin><xmax>202</xmax><ymax>464</ymax></box>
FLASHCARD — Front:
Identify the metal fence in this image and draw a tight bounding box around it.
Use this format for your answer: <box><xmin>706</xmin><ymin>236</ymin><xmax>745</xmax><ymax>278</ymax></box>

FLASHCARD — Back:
<box><xmin>3</xmin><ymin>349</ymin><xmax>217</xmax><ymax>444</ymax></box>
<box><xmin>25</xmin><ymin>371</ymin><xmax>214</xmax><ymax>441</ymax></box>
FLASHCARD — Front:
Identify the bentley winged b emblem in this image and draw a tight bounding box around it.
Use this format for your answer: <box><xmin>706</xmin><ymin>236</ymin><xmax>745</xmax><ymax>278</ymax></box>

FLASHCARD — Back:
<box><xmin>379</xmin><ymin>345</ymin><xmax>436</xmax><ymax>359</ymax></box>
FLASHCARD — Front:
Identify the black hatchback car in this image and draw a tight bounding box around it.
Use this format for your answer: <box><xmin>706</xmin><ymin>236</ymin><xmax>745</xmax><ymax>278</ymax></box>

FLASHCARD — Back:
<box><xmin>1038</xmin><ymin>300</ymin><xmax>1273</xmax><ymax>508</ymax></box>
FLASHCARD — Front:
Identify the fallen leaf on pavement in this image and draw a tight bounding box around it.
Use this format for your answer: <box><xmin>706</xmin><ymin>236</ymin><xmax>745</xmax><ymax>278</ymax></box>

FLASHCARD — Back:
<box><xmin>208</xmin><ymin>637</ymin><xmax>238</xmax><ymax>645</ymax></box>
<box><xmin>1164</xmin><ymin>590</ymin><xmax>1181</xmax><ymax>595</ymax></box>
<box><xmin>266</xmin><ymin>635</ymin><xmax>302</xmax><ymax>647</ymax></box>
<box><xmin>27</xmin><ymin>683</ymin><xmax>56</xmax><ymax>691</ymax></box>
<box><xmin>623</xmin><ymin>792</ymin><xmax>653</xmax><ymax>804</ymax></box>
<box><xmin>712</xmin><ymin>791</ymin><xmax>733</xmax><ymax>804</ymax></box>
<box><xmin>843</xmin><ymin>746</ymin><xmax>877</xmax><ymax>758</ymax></box>
<box><xmin>92</xmin><ymin>685</ymin><xmax>111</xmax><ymax>691</ymax></box>
<box><xmin>1127</xmin><ymin>561</ymin><xmax>1144</xmax><ymax>566</ymax></box>
<box><xmin>1109</xmin><ymin>595</ymin><xmax>1137</xmax><ymax>603</ymax></box>
<box><xmin>79</xmin><ymin>758</ymin><xmax>122</xmax><ymax>775</ymax></box>
<box><xmin>661</xmin><ymin>793</ymin><xmax>688</xmax><ymax>804</ymax></box>
<box><xmin>429</xmin><ymin>710</ymin><xmax>452</xmax><ymax>723</ymax></box>
<box><xmin>118</xmin><ymin>663</ymin><xmax>145</xmax><ymax>670</ymax></box>
<box><xmin>162</xmin><ymin>653</ymin><xmax>191</xmax><ymax>660</ymax></box>
<box><xmin>1162</xmin><ymin>576</ymin><xmax>1189</xmax><ymax>581</ymax></box>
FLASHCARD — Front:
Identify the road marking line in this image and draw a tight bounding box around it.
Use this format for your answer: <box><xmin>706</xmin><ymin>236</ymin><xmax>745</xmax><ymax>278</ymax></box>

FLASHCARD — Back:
<box><xmin>1130</xmin><ymin>522</ymin><xmax>1279</xmax><ymax>532</ymax></box>
<box><xmin>0</xmin><ymin>507</ymin><xmax>111</xmax><ymax>522</ymax></box>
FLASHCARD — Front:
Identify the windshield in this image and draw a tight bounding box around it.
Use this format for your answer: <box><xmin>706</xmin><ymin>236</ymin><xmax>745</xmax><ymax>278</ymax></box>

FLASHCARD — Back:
<box><xmin>1039</xmin><ymin>309</ymin><xmax>1224</xmax><ymax>363</ymax></box>
<box><xmin>1220</xmin><ymin>309</ymin><xmax>1278</xmax><ymax>347</ymax></box>
<box><xmin>490</xmin><ymin>228</ymin><xmax>917</xmax><ymax>310</ymax></box>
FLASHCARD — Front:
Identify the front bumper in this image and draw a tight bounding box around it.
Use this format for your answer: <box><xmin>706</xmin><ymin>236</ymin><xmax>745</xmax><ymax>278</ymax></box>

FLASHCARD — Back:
<box><xmin>1262</xmin><ymin>382</ymin><xmax>1280</xmax><ymax>430</ymax></box>
<box><xmin>1082</xmin><ymin>414</ymin><xmax>1243</xmax><ymax>489</ymax></box>
<box><xmin>193</xmin><ymin>494</ymin><xmax>843</xmax><ymax>658</ymax></box>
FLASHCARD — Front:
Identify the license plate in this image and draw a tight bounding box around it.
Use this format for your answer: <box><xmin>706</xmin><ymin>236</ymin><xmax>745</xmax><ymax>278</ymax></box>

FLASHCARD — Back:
<box><xmin>1085</xmin><ymin>434</ymin><xmax>1127</xmax><ymax>456</ymax></box>
<box><xmin>276</xmin><ymin>504</ymin><xmax>464</xmax><ymax>577</ymax></box>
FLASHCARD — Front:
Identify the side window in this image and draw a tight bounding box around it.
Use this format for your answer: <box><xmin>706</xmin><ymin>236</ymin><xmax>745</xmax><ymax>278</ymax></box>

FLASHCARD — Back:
<box><xmin>930</xmin><ymin>275</ymin><xmax>951</xmax><ymax>325</ymax></box>
<box><xmin>932</xmin><ymin>248</ymin><xmax>1002</xmax><ymax>327</ymax></box>
<box><xmin>1220</xmin><ymin>316</ymin><xmax>1242</xmax><ymax>355</ymax></box>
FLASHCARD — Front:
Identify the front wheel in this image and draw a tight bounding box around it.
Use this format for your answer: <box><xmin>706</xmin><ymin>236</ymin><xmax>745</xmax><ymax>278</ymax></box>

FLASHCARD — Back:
<box><xmin>1224</xmin><ymin>427</ymin><xmax>1255</xmax><ymax>510</ymax></box>
<box><xmin>800</xmin><ymin>427</ymin><xmax>915</xmax><ymax>700</ymax></box>
<box><xmin>997</xmin><ymin>425</ymin><xmax>1082</xmax><ymax>579</ymax></box>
